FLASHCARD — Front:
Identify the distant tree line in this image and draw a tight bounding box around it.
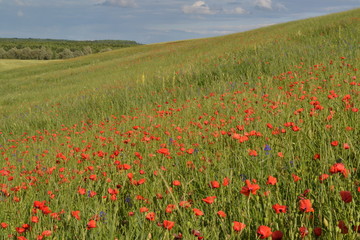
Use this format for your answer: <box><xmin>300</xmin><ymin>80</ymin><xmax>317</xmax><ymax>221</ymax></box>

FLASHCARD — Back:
<box><xmin>0</xmin><ymin>38</ymin><xmax>141</xmax><ymax>60</ymax></box>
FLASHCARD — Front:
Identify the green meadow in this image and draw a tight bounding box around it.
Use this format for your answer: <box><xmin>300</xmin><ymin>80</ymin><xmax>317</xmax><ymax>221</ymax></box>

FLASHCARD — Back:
<box><xmin>0</xmin><ymin>8</ymin><xmax>359</xmax><ymax>239</ymax></box>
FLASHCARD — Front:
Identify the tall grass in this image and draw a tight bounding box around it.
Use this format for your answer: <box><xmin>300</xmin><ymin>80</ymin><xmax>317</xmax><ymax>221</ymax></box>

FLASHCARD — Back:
<box><xmin>0</xmin><ymin>8</ymin><xmax>359</xmax><ymax>239</ymax></box>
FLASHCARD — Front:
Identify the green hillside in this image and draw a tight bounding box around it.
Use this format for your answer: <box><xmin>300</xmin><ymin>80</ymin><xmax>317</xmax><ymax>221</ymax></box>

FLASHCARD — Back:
<box><xmin>0</xmin><ymin>8</ymin><xmax>359</xmax><ymax>240</ymax></box>
<box><xmin>1</xmin><ymin>8</ymin><xmax>358</xmax><ymax>133</ymax></box>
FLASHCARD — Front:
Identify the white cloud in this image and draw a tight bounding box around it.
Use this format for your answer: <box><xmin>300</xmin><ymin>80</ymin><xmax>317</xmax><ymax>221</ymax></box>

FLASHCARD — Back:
<box><xmin>17</xmin><ymin>10</ymin><xmax>24</xmax><ymax>17</ymax></box>
<box><xmin>254</xmin><ymin>0</ymin><xmax>286</xmax><ymax>11</ymax></box>
<box><xmin>182</xmin><ymin>1</ymin><xmax>216</xmax><ymax>15</ymax></box>
<box><xmin>15</xmin><ymin>0</ymin><xmax>28</xmax><ymax>6</ymax></box>
<box><xmin>99</xmin><ymin>0</ymin><xmax>137</xmax><ymax>8</ymax></box>
<box><xmin>255</xmin><ymin>0</ymin><xmax>272</xmax><ymax>10</ymax></box>
<box><xmin>224</xmin><ymin>7</ymin><xmax>247</xmax><ymax>14</ymax></box>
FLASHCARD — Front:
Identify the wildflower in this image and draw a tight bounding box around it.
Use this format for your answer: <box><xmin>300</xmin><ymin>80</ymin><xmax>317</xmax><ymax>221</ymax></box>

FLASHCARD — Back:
<box><xmin>248</xmin><ymin>149</ymin><xmax>258</xmax><ymax>156</ymax></box>
<box><xmin>31</xmin><ymin>216</ymin><xmax>39</xmax><ymax>223</ymax></box>
<box><xmin>202</xmin><ymin>196</ymin><xmax>216</xmax><ymax>204</ymax></box>
<box><xmin>319</xmin><ymin>174</ymin><xmax>329</xmax><ymax>182</ymax></box>
<box><xmin>338</xmin><ymin>220</ymin><xmax>349</xmax><ymax>234</ymax></box>
<box><xmin>299</xmin><ymin>226</ymin><xmax>309</xmax><ymax>238</ymax></box>
<box><xmin>87</xmin><ymin>219</ymin><xmax>97</xmax><ymax>229</ymax></box>
<box><xmin>145</xmin><ymin>212</ymin><xmax>155</xmax><ymax>221</ymax></box>
<box><xmin>172</xmin><ymin>180</ymin><xmax>181</xmax><ymax>186</ymax></box>
<box><xmin>179</xmin><ymin>201</ymin><xmax>191</xmax><ymax>208</ymax></box>
<box><xmin>217</xmin><ymin>210</ymin><xmax>226</xmax><ymax>218</ymax></box>
<box><xmin>272</xmin><ymin>204</ymin><xmax>287</xmax><ymax>214</ymax></box>
<box><xmin>233</xmin><ymin>221</ymin><xmax>246</xmax><ymax>232</ymax></box>
<box><xmin>193</xmin><ymin>208</ymin><xmax>204</xmax><ymax>216</ymax></box>
<box><xmin>165</xmin><ymin>204</ymin><xmax>176</xmax><ymax>213</ymax></box>
<box><xmin>313</xmin><ymin>227</ymin><xmax>322</xmax><ymax>237</ymax></box>
<box><xmin>264</xmin><ymin>144</ymin><xmax>271</xmax><ymax>151</ymax></box>
<box><xmin>163</xmin><ymin>220</ymin><xmax>175</xmax><ymax>230</ymax></box>
<box><xmin>299</xmin><ymin>199</ymin><xmax>314</xmax><ymax>213</ymax></box>
<box><xmin>222</xmin><ymin>177</ymin><xmax>230</xmax><ymax>186</ymax></box>
<box><xmin>71</xmin><ymin>211</ymin><xmax>80</xmax><ymax>220</ymax></box>
<box><xmin>41</xmin><ymin>230</ymin><xmax>52</xmax><ymax>237</ymax></box>
<box><xmin>139</xmin><ymin>207</ymin><xmax>149</xmax><ymax>213</ymax></box>
<box><xmin>339</xmin><ymin>191</ymin><xmax>352</xmax><ymax>203</ymax></box>
<box><xmin>266</xmin><ymin>176</ymin><xmax>277</xmax><ymax>185</ymax></box>
<box><xmin>272</xmin><ymin>230</ymin><xmax>283</xmax><ymax>240</ymax></box>
<box><xmin>329</xmin><ymin>163</ymin><xmax>348</xmax><ymax>177</ymax></box>
<box><xmin>257</xmin><ymin>225</ymin><xmax>272</xmax><ymax>239</ymax></box>
<box><xmin>292</xmin><ymin>174</ymin><xmax>301</xmax><ymax>182</ymax></box>
<box><xmin>240</xmin><ymin>179</ymin><xmax>260</xmax><ymax>196</ymax></box>
<box><xmin>157</xmin><ymin>148</ymin><xmax>170</xmax><ymax>156</ymax></box>
<box><xmin>210</xmin><ymin>180</ymin><xmax>220</xmax><ymax>188</ymax></box>
<box><xmin>0</xmin><ymin>222</ymin><xmax>8</xmax><ymax>228</ymax></box>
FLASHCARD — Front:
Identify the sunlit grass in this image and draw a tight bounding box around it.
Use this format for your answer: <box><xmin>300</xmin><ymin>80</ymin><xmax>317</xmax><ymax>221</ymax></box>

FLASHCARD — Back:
<box><xmin>0</xmin><ymin>8</ymin><xmax>359</xmax><ymax>240</ymax></box>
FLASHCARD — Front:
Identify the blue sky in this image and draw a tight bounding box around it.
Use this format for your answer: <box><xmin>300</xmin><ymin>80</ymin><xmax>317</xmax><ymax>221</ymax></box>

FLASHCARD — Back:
<box><xmin>0</xmin><ymin>0</ymin><xmax>359</xmax><ymax>44</ymax></box>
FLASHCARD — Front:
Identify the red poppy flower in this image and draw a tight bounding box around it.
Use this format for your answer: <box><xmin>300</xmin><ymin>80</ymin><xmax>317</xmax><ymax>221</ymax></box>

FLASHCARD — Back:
<box><xmin>266</xmin><ymin>176</ymin><xmax>277</xmax><ymax>185</ymax></box>
<box><xmin>353</xmin><ymin>225</ymin><xmax>360</xmax><ymax>233</ymax></box>
<box><xmin>343</xmin><ymin>143</ymin><xmax>350</xmax><ymax>149</ymax></box>
<box><xmin>240</xmin><ymin>179</ymin><xmax>260</xmax><ymax>196</ymax></box>
<box><xmin>172</xmin><ymin>180</ymin><xmax>181</xmax><ymax>186</ymax></box>
<box><xmin>78</xmin><ymin>187</ymin><xmax>86</xmax><ymax>195</ymax></box>
<box><xmin>0</xmin><ymin>222</ymin><xmax>8</xmax><ymax>229</ymax></box>
<box><xmin>139</xmin><ymin>207</ymin><xmax>149</xmax><ymax>213</ymax></box>
<box><xmin>87</xmin><ymin>220</ymin><xmax>97</xmax><ymax>229</ymax></box>
<box><xmin>319</xmin><ymin>174</ymin><xmax>329</xmax><ymax>182</ymax></box>
<box><xmin>299</xmin><ymin>199</ymin><xmax>314</xmax><ymax>213</ymax></box>
<box><xmin>233</xmin><ymin>221</ymin><xmax>246</xmax><ymax>232</ymax></box>
<box><xmin>331</xmin><ymin>141</ymin><xmax>339</xmax><ymax>146</ymax></box>
<box><xmin>329</xmin><ymin>163</ymin><xmax>348</xmax><ymax>177</ymax></box>
<box><xmin>338</xmin><ymin>220</ymin><xmax>349</xmax><ymax>234</ymax></box>
<box><xmin>202</xmin><ymin>196</ymin><xmax>216</xmax><ymax>204</ymax></box>
<box><xmin>157</xmin><ymin>148</ymin><xmax>170</xmax><ymax>155</ymax></box>
<box><xmin>31</xmin><ymin>216</ymin><xmax>39</xmax><ymax>223</ymax></box>
<box><xmin>193</xmin><ymin>208</ymin><xmax>204</xmax><ymax>216</ymax></box>
<box><xmin>217</xmin><ymin>210</ymin><xmax>226</xmax><ymax>218</ymax></box>
<box><xmin>145</xmin><ymin>212</ymin><xmax>156</xmax><ymax>221</ymax></box>
<box><xmin>272</xmin><ymin>204</ymin><xmax>287</xmax><ymax>214</ymax></box>
<box><xmin>165</xmin><ymin>204</ymin><xmax>176</xmax><ymax>213</ymax></box>
<box><xmin>41</xmin><ymin>230</ymin><xmax>52</xmax><ymax>237</ymax></box>
<box><xmin>292</xmin><ymin>174</ymin><xmax>301</xmax><ymax>182</ymax></box>
<box><xmin>329</xmin><ymin>163</ymin><xmax>345</xmax><ymax>173</ymax></box>
<box><xmin>299</xmin><ymin>226</ymin><xmax>309</xmax><ymax>238</ymax></box>
<box><xmin>257</xmin><ymin>225</ymin><xmax>272</xmax><ymax>239</ymax></box>
<box><xmin>163</xmin><ymin>220</ymin><xmax>175</xmax><ymax>230</ymax></box>
<box><xmin>339</xmin><ymin>191</ymin><xmax>352</xmax><ymax>203</ymax></box>
<box><xmin>33</xmin><ymin>201</ymin><xmax>46</xmax><ymax>209</ymax></box>
<box><xmin>71</xmin><ymin>211</ymin><xmax>80</xmax><ymax>220</ymax></box>
<box><xmin>179</xmin><ymin>200</ymin><xmax>191</xmax><ymax>208</ymax></box>
<box><xmin>222</xmin><ymin>177</ymin><xmax>230</xmax><ymax>186</ymax></box>
<box><xmin>210</xmin><ymin>180</ymin><xmax>220</xmax><ymax>188</ymax></box>
<box><xmin>313</xmin><ymin>227</ymin><xmax>322</xmax><ymax>237</ymax></box>
<box><xmin>248</xmin><ymin>149</ymin><xmax>258</xmax><ymax>156</ymax></box>
<box><xmin>272</xmin><ymin>230</ymin><xmax>283</xmax><ymax>240</ymax></box>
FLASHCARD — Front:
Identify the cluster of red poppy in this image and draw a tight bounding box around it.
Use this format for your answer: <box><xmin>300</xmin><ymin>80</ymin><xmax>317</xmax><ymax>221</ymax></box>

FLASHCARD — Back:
<box><xmin>0</xmin><ymin>57</ymin><xmax>358</xmax><ymax>239</ymax></box>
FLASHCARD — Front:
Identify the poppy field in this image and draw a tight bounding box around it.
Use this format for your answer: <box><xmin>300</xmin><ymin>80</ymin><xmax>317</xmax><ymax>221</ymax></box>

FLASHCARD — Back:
<box><xmin>0</xmin><ymin>9</ymin><xmax>359</xmax><ymax>240</ymax></box>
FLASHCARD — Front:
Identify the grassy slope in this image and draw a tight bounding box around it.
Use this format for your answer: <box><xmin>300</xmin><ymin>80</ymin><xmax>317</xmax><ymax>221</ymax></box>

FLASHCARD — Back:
<box><xmin>0</xmin><ymin>9</ymin><xmax>359</xmax><ymax>240</ymax></box>
<box><xmin>0</xmin><ymin>8</ymin><xmax>359</xmax><ymax>132</ymax></box>
<box><xmin>0</xmin><ymin>59</ymin><xmax>60</xmax><ymax>72</ymax></box>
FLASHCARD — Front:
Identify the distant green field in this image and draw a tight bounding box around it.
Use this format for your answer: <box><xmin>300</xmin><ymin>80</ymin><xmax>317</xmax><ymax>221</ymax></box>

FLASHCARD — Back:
<box><xmin>0</xmin><ymin>59</ymin><xmax>61</xmax><ymax>71</ymax></box>
<box><xmin>0</xmin><ymin>8</ymin><xmax>359</xmax><ymax>240</ymax></box>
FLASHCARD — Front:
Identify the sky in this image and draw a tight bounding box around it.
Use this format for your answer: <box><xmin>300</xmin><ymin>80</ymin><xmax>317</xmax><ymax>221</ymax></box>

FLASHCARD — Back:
<box><xmin>0</xmin><ymin>0</ymin><xmax>359</xmax><ymax>44</ymax></box>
